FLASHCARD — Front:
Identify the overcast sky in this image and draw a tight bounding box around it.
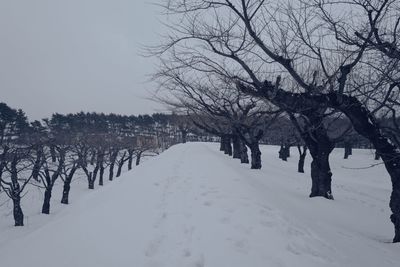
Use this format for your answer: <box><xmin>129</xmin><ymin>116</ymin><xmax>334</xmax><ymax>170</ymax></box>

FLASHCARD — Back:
<box><xmin>0</xmin><ymin>0</ymin><xmax>165</xmax><ymax>120</ymax></box>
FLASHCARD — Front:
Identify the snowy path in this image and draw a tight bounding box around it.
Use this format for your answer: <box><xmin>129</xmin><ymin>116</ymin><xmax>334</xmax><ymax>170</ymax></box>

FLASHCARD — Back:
<box><xmin>0</xmin><ymin>142</ymin><xmax>399</xmax><ymax>267</ymax></box>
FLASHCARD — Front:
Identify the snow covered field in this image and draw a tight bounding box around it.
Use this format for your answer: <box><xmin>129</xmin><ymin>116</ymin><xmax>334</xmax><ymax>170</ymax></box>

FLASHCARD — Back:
<box><xmin>0</xmin><ymin>142</ymin><xmax>399</xmax><ymax>267</ymax></box>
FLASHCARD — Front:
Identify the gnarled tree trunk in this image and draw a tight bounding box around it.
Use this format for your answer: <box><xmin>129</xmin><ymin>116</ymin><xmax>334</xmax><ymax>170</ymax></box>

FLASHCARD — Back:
<box><xmin>304</xmin><ymin>119</ymin><xmax>334</xmax><ymax>200</ymax></box>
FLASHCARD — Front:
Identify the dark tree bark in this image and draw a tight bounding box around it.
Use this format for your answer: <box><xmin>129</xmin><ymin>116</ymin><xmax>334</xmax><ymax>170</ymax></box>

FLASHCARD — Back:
<box><xmin>287</xmin><ymin>111</ymin><xmax>334</xmax><ymax>199</ymax></box>
<box><xmin>31</xmin><ymin>146</ymin><xmax>44</xmax><ymax>181</ymax></box>
<box><xmin>10</xmin><ymin>157</ymin><xmax>24</xmax><ymax>226</ymax></box>
<box><xmin>42</xmin><ymin>149</ymin><xmax>65</xmax><ymax>214</ymax></box>
<box><xmin>297</xmin><ymin>145</ymin><xmax>307</xmax><ymax>173</ymax></box>
<box><xmin>80</xmin><ymin>162</ymin><xmax>95</xmax><ymax>190</ymax></box>
<box><xmin>344</xmin><ymin>141</ymin><xmax>352</xmax><ymax>159</ymax></box>
<box><xmin>303</xmin><ymin>117</ymin><xmax>335</xmax><ymax>200</ymax></box>
<box><xmin>13</xmin><ymin>196</ymin><xmax>23</xmax><ymax>226</ymax></box>
<box><xmin>99</xmin><ymin>165</ymin><xmax>105</xmax><ymax>186</ymax></box>
<box><xmin>239</xmin><ymin>140</ymin><xmax>249</xmax><ymax>164</ymax></box>
<box><xmin>249</xmin><ymin>141</ymin><xmax>262</xmax><ymax>169</ymax></box>
<box><xmin>136</xmin><ymin>151</ymin><xmax>143</xmax><ymax>166</ymax></box>
<box><xmin>375</xmin><ymin>150</ymin><xmax>381</xmax><ymax>160</ymax></box>
<box><xmin>61</xmin><ymin>166</ymin><xmax>78</xmax><ymax>205</ymax></box>
<box><xmin>278</xmin><ymin>144</ymin><xmax>284</xmax><ymax>159</ymax></box>
<box><xmin>116</xmin><ymin>152</ymin><xmax>127</xmax><ymax>178</ymax></box>
<box><xmin>88</xmin><ymin>172</ymin><xmax>94</xmax><ymax>189</ymax></box>
<box><xmin>42</xmin><ymin>185</ymin><xmax>53</xmax><ymax>214</ymax></box>
<box><xmin>219</xmin><ymin>136</ymin><xmax>225</xmax><ymax>151</ymax></box>
<box><xmin>223</xmin><ymin>136</ymin><xmax>233</xmax><ymax>156</ymax></box>
<box><xmin>181</xmin><ymin>129</ymin><xmax>187</xmax><ymax>143</ymax></box>
<box><xmin>279</xmin><ymin>143</ymin><xmax>291</xmax><ymax>161</ymax></box>
<box><xmin>127</xmin><ymin>149</ymin><xmax>134</xmax><ymax>170</ymax></box>
<box><xmin>232</xmin><ymin>134</ymin><xmax>241</xmax><ymax>159</ymax></box>
<box><xmin>109</xmin><ymin>149</ymin><xmax>118</xmax><ymax>181</ymax></box>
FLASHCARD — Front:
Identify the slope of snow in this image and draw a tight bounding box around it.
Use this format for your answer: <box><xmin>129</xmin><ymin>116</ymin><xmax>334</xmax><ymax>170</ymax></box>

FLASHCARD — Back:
<box><xmin>0</xmin><ymin>142</ymin><xmax>399</xmax><ymax>267</ymax></box>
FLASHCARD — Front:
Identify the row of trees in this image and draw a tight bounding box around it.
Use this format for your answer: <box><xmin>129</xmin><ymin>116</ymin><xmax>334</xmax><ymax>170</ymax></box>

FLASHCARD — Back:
<box><xmin>153</xmin><ymin>0</ymin><xmax>400</xmax><ymax>242</ymax></box>
<box><xmin>0</xmin><ymin>103</ymin><xmax>194</xmax><ymax>226</ymax></box>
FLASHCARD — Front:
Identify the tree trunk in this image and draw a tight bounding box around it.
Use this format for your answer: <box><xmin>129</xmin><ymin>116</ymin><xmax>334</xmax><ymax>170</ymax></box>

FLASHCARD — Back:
<box><xmin>239</xmin><ymin>141</ymin><xmax>249</xmax><ymax>164</ymax></box>
<box><xmin>61</xmin><ymin>181</ymin><xmax>71</xmax><ymax>204</ymax></box>
<box><xmin>375</xmin><ymin>150</ymin><xmax>381</xmax><ymax>160</ymax></box>
<box><xmin>109</xmin><ymin>150</ymin><xmax>118</xmax><ymax>181</ymax></box>
<box><xmin>99</xmin><ymin>165</ymin><xmax>104</xmax><ymax>186</ymax></box>
<box><xmin>344</xmin><ymin>141</ymin><xmax>352</xmax><ymax>159</ymax></box>
<box><xmin>128</xmin><ymin>149</ymin><xmax>134</xmax><ymax>170</ymax></box>
<box><xmin>116</xmin><ymin>161</ymin><xmax>124</xmax><ymax>177</ymax></box>
<box><xmin>279</xmin><ymin>144</ymin><xmax>284</xmax><ymax>159</ymax></box>
<box><xmin>88</xmin><ymin>179</ymin><xmax>94</xmax><ymax>189</ymax></box>
<box><xmin>249</xmin><ymin>141</ymin><xmax>262</xmax><ymax>169</ymax></box>
<box><xmin>232</xmin><ymin>134</ymin><xmax>241</xmax><ymax>159</ymax></box>
<box><xmin>42</xmin><ymin>185</ymin><xmax>53</xmax><ymax>214</ymax></box>
<box><xmin>10</xmin><ymin>158</ymin><xmax>24</xmax><ymax>226</ymax></box>
<box><xmin>31</xmin><ymin>147</ymin><xmax>43</xmax><ymax>181</ymax></box>
<box><xmin>299</xmin><ymin>115</ymin><xmax>334</xmax><ymax>200</ymax></box>
<box><xmin>109</xmin><ymin>163</ymin><xmax>115</xmax><ymax>181</ymax></box>
<box><xmin>279</xmin><ymin>143</ymin><xmax>290</xmax><ymax>161</ymax></box>
<box><xmin>87</xmin><ymin>172</ymin><xmax>94</xmax><ymax>189</ymax></box>
<box><xmin>219</xmin><ymin>136</ymin><xmax>224</xmax><ymax>151</ymax></box>
<box><xmin>224</xmin><ymin>136</ymin><xmax>232</xmax><ymax>156</ymax></box>
<box><xmin>136</xmin><ymin>151</ymin><xmax>143</xmax><ymax>166</ymax></box>
<box><xmin>13</xmin><ymin>196</ymin><xmax>24</xmax><ymax>226</ymax></box>
<box><xmin>61</xmin><ymin>167</ymin><xmax>77</xmax><ymax>204</ymax></box>
<box><xmin>297</xmin><ymin>145</ymin><xmax>307</xmax><ymax>173</ymax></box>
<box><xmin>181</xmin><ymin>130</ymin><xmax>187</xmax><ymax>143</ymax></box>
<box><xmin>309</xmin><ymin>149</ymin><xmax>333</xmax><ymax>199</ymax></box>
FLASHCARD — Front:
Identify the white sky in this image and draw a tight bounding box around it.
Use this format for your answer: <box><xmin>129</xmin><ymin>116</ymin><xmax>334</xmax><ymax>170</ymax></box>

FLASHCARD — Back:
<box><xmin>0</xmin><ymin>0</ymin><xmax>165</xmax><ymax>120</ymax></box>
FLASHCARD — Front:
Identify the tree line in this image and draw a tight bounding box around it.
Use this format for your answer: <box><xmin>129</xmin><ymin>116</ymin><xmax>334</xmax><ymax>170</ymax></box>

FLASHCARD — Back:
<box><xmin>0</xmin><ymin>103</ymin><xmax>198</xmax><ymax>226</ymax></box>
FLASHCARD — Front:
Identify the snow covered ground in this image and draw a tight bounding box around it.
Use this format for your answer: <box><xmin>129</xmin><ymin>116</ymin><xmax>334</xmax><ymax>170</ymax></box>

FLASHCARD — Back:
<box><xmin>0</xmin><ymin>142</ymin><xmax>399</xmax><ymax>267</ymax></box>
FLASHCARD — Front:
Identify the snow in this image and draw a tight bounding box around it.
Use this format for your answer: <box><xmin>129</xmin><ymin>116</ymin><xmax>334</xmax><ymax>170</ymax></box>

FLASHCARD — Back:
<box><xmin>0</xmin><ymin>142</ymin><xmax>399</xmax><ymax>267</ymax></box>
